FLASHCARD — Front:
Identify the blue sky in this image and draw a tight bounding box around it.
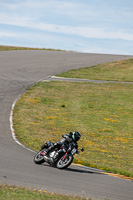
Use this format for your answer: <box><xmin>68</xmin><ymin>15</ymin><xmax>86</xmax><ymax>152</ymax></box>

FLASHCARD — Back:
<box><xmin>0</xmin><ymin>0</ymin><xmax>133</xmax><ymax>55</ymax></box>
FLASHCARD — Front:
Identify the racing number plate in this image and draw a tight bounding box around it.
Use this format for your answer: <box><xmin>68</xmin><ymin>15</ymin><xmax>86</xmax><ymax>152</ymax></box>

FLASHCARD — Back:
<box><xmin>71</xmin><ymin>148</ymin><xmax>77</xmax><ymax>155</ymax></box>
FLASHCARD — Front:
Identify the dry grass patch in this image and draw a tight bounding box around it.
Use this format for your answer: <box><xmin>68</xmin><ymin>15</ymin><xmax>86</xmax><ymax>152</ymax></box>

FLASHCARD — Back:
<box><xmin>13</xmin><ymin>81</ymin><xmax>133</xmax><ymax>177</ymax></box>
<box><xmin>0</xmin><ymin>185</ymin><xmax>89</xmax><ymax>200</ymax></box>
<box><xmin>57</xmin><ymin>59</ymin><xmax>133</xmax><ymax>82</ymax></box>
<box><xmin>0</xmin><ymin>45</ymin><xmax>64</xmax><ymax>51</ymax></box>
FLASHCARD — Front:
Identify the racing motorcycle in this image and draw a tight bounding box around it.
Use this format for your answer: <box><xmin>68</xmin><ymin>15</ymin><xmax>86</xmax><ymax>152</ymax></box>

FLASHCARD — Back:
<box><xmin>34</xmin><ymin>141</ymin><xmax>84</xmax><ymax>169</ymax></box>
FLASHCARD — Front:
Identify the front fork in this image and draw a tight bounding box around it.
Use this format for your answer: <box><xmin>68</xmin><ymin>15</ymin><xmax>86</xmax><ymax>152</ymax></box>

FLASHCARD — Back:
<box><xmin>62</xmin><ymin>152</ymin><xmax>68</xmax><ymax>161</ymax></box>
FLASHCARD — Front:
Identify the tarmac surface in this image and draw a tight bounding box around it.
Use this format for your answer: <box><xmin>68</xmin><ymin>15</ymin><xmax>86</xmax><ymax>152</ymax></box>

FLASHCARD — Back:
<box><xmin>0</xmin><ymin>50</ymin><xmax>133</xmax><ymax>200</ymax></box>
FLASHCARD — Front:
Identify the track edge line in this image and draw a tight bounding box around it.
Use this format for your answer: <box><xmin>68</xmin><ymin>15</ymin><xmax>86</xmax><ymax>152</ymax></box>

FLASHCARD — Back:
<box><xmin>9</xmin><ymin>95</ymin><xmax>36</xmax><ymax>153</ymax></box>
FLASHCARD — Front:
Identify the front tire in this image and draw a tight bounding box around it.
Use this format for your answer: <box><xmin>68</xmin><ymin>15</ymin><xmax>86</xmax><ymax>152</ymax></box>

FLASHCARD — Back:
<box><xmin>34</xmin><ymin>150</ymin><xmax>45</xmax><ymax>164</ymax></box>
<box><xmin>56</xmin><ymin>154</ymin><xmax>73</xmax><ymax>169</ymax></box>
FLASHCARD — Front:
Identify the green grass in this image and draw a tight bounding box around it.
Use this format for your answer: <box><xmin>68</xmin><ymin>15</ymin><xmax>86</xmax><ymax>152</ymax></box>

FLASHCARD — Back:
<box><xmin>57</xmin><ymin>59</ymin><xmax>133</xmax><ymax>82</ymax></box>
<box><xmin>0</xmin><ymin>45</ymin><xmax>65</xmax><ymax>51</ymax></box>
<box><xmin>13</xmin><ymin>80</ymin><xmax>133</xmax><ymax>177</ymax></box>
<box><xmin>0</xmin><ymin>185</ymin><xmax>89</xmax><ymax>200</ymax></box>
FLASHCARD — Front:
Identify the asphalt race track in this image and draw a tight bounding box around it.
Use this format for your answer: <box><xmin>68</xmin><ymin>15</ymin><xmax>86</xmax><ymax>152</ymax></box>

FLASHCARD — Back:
<box><xmin>0</xmin><ymin>50</ymin><xmax>133</xmax><ymax>200</ymax></box>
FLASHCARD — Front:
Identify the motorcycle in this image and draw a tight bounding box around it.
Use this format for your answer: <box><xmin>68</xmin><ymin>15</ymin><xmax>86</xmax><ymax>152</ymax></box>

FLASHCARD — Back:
<box><xmin>34</xmin><ymin>141</ymin><xmax>84</xmax><ymax>169</ymax></box>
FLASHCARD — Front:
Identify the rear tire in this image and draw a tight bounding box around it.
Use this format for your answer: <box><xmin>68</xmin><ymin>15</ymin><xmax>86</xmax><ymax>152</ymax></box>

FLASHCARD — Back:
<box><xmin>34</xmin><ymin>150</ymin><xmax>45</xmax><ymax>164</ymax></box>
<box><xmin>56</xmin><ymin>154</ymin><xmax>73</xmax><ymax>169</ymax></box>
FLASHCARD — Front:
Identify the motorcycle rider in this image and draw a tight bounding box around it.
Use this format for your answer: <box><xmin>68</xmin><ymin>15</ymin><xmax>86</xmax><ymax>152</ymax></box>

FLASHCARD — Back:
<box><xmin>43</xmin><ymin>131</ymin><xmax>81</xmax><ymax>162</ymax></box>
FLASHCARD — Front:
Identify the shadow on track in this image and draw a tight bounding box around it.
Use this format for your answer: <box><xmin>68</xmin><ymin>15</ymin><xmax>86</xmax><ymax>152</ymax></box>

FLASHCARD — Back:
<box><xmin>41</xmin><ymin>163</ymin><xmax>102</xmax><ymax>175</ymax></box>
<box><xmin>64</xmin><ymin>167</ymin><xmax>102</xmax><ymax>175</ymax></box>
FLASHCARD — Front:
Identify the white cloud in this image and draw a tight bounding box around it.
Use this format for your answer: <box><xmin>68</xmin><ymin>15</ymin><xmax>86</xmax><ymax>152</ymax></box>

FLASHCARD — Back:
<box><xmin>0</xmin><ymin>31</ymin><xmax>17</xmax><ymax>37</ymax></box>
<box><xmin>0</xmin><ymin>0</ymin><xmax>133</xmax><ymax>55</ymax></box>
<box><xmin>0</xmin><ymin>12</ymin><xmax>133</xmax><ymax>41</ymax></box>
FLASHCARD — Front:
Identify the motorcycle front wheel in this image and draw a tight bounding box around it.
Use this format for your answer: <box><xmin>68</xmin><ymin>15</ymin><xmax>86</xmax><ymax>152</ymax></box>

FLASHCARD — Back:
<box><xmin>56</xmin><ymin>154</ymin><xmax>73</xmax><ymax>169</ymax></box>
<box><xmin>34</xmin><ymin>150</ymin><xmax>46</xmax><ymax>164</ymax></box>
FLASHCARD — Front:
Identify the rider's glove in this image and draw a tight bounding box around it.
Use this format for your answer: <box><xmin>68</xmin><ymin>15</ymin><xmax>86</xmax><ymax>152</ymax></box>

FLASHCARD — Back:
<box><xmin>76</xmin><ymin>150</ymin><xmax>80</xmax><ymax>154</ymax></box>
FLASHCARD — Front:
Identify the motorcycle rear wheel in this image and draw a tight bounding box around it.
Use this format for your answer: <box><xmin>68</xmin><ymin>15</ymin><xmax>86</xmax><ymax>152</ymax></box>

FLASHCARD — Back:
<box><xmin>56</xmin><ymin>154</ymin><xmax>73</xmax><ymax>169</ymax></box>
<box><xmin>34</xmin><ymin>150</ymin><xmax>46</xmax><ymax>164</ymax></box>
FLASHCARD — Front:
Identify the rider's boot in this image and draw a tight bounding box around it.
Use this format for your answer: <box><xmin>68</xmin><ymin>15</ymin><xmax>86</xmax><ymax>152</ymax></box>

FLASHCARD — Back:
<box><xmin>43</xmin><ymin>145</ymin><xmax>55</xmax><ymax>162</ymax></box>
<box><xmin>44</xmin><ymin>145</ymin><xmax>54</xmax><ymax>156</ymax></box>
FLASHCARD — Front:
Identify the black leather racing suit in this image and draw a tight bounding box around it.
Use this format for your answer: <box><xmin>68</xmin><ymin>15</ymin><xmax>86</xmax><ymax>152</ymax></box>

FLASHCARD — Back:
<box><xmin>46</xmin><ymin>133</ymin><xmax>78</xmax><ymax>159</ymax></box>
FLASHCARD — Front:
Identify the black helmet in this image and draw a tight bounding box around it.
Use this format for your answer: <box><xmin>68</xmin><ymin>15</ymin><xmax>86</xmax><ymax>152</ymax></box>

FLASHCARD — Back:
<box><xmin>72</xmin><ymin>131</ymin><xmax>81</xmax><ymax>141</ymax></box>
